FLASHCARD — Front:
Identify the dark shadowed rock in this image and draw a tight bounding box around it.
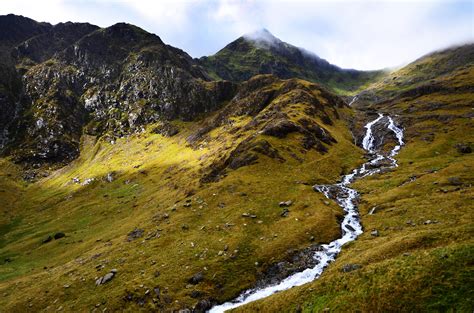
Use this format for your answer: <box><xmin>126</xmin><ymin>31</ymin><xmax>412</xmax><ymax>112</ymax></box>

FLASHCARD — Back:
<box><xmin>42</xmin><ymin>235</ymin><xmax>53</xmax><ymax>244</ymax></box>
<box><xmin>53</xmin><ymin>232</ymin><xmax>66</xmax><ymax>239</ymax></box>
<box><xmin>188</xmin><ymin>272</ymin><xmax>204</xmax><ymax>285</ymax></box>
<box><xmin>455</xmin><ymin>143</ymin><xmax>471</xmax><ymax>154</ymax></box>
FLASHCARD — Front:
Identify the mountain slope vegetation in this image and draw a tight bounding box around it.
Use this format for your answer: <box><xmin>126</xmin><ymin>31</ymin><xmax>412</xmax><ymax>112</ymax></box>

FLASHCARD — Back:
<box><xmin>237</xmin><ymin>44</ymin><xmax>474</xmax><ymax>312</ymax></box>
<box><xmin>0</xmin><ymin>14</ymin><xmax>472</xmax><ymax>313</ymax></box>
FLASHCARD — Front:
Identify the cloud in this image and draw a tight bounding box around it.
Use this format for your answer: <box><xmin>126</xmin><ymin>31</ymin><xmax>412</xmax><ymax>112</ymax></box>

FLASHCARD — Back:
<box><xmin>1</xmin><ymin>0</ymin><xmax>472</xmax><ymax>70</ymax></box>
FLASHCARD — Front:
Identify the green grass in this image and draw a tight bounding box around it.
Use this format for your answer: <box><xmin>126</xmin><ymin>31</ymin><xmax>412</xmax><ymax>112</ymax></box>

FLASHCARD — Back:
<box><xmin>0</xmin><ymin>78</ymin><xmax>364</xmax><ymax>311</ymax></box>
<box><xmin>235</xmin><ymin>47</ymin><xmax>474</xmax><ymax>313</ymax></box>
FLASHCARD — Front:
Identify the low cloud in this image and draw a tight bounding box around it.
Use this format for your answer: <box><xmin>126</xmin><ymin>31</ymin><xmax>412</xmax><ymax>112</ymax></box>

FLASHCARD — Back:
<box><xmin>1</xmin><ymin>0</ymin><xmax>472</xmax><ymax>70</ymax></box>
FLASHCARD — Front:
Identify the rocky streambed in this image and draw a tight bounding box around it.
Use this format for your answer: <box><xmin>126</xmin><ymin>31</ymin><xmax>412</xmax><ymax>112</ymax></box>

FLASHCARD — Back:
<box><xmin>208</xmin><ymin>113</ymin><xmax>404</xmax><ymax>312</ymax></box>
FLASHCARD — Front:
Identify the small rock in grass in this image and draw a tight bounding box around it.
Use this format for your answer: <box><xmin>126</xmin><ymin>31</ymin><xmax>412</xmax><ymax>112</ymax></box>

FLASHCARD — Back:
<box><xmin>54</xmin><ymin>232</ymin><xmax>66</xmax><ymax>240</ymax></box>
<box><xmin>341</xmin><ymin>264</ymin><xmax>362</xmax><ymax>273</ymax></box>
<box><xmin>371</xmin><ymin>229</ymin><xmax>379</xmax><ymax>237</ymax></box>
<box><xmin>455</xmin><ymin>143</ymin><xmax>472</xmax><ymax>154</ymax></box>
<box><xmin>279</xmin><ymin>200</ymin><xmax>293</xmax><ymax>207</ymax></box>
<box><xmin>95</xmin><ymin>269</ymin><xmax>117</xmax><ymax>286</ymax></box>
<box><xmin>188</xmin><ymin>272</ymin><xmax>204</xmax><ymax>285</ymax></box>
<box><xmin>127</xmin><ymin>228</ymin><xmax>144</xmax><ymax>241</ymax></box>
<box><xmin>281</xmin><ymin>208</ymin><xmax>290</xmax><ymax>217</ymax></box>
<box><xmin>194</xmin><ymin>299</ymin><xmax>212</xmax><ymax>311</ymax></box>
<box><xmin>105</xmin><ymin>172</ymin><xmax>115</xmax><ymax>183</ymax></box>
<box><xmin>447</xmin><ymin>177</ymin><xmax>462</xmax><ymax>186</ymax></box>
<box><xmin>42</xmin><ymin>236</ymin><xmax>53</xmax><ymax>244</ymax></box>
<box><xmin>190</xmin><ymin>290</ymin><xmax>201</xmax><ymax>298</ymax></box>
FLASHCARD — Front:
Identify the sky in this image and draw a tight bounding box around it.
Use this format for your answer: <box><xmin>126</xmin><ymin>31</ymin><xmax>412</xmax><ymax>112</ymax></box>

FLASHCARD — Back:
<box><xmin>1</xmin><ymin>0</ymin><xmax>473</xmax><ymax>70</ymax></box>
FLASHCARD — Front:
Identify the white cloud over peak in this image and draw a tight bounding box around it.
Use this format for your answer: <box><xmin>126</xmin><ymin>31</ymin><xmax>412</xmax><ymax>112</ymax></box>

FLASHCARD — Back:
<box><xmin>1</xmin><ymin>0</ymin><xmax>472</xmax><ymax>70</ymax></box>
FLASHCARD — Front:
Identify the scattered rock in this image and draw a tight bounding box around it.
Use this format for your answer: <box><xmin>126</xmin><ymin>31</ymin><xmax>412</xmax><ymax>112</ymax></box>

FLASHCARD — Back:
<box><xmin>341</xmin><ymin>264</ymin><xmax>362</xmax><ymax>273</ymax></box>
<box><xmin>279</xmin><ymin>200</ymin><xmax>293</xmax><ymax>207</ymax></box>
<box><xmin>280</xmin><ymin>208</ymin><xmax>290</xmax><ymax>217</ymax></box>
<box><xmin>345</xmin><ymin>224</ymin><xmax>356</xmax><ymax>232</ymax></box>
<box><xmin>194</xmin><ymin>299</ymin><xmax>212</xmax><ymax>312</ymax></box>
<box><xmin>82</xmin><ymin>178</ymin><xmax>95</xmax><ymax>186</ymax></box>
<box><xmin>127</xmin><ymin>228</ymin><xmax>144</xmax><ymax>241</ymax></box>
<box><xmin>54</xmin><ymin>232</ymin><xmax>66</xmax><ymax>240</ymax></box>
<box><xmin>406</xmin><ymin>220</ymin><xmax>416</xmax><ymax>226</ymax></box>
<box><xmin>95</xmin><ymin>269</ymin><xmax>117</xmax><ymax>286</ymax></box>
<box><xmin>447</xmin><ymin>176</ymin><xmax>462</xmax><ymax>186</ymax></box>
<box><xmin>370</xmin><ymin>229</ymin><xmax>379</xmax><ymax>237</ymax></box>
<box><xmin>241</xmin><ymin>213</ymin><xmax>257</xmax><ymax>218</ymax></box>
<box><xmin>455</xmin><ymin>143</ymin><xmax>472</xmax><ymax>154</ymax></box>
<box><xmin>105</xmin><ymin>172</ymin><xmax>115</xmax><ymax>183</ymax></box>
<box><xmin>188</xmin><ymin>272</ymin><xmax>204</xmax><ymax>285</ymax></box>
<box><xmin>42</xmin><ymin>236</ymin><xmax>53</xmax><ymax>244</ymax></box>
<box><xmin>190</xmin><ymin>290</ymin><xmax>202</xmax><ymax>298</ymax></box>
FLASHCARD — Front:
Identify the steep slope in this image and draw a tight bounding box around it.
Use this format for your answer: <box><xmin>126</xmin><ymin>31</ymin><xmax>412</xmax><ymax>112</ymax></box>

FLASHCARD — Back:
<box><xmin>200</xmin><ymin>29</ymin><xmax>383</xmax><ymax>93</ymax></box>
<box><xmin>0</xmin><ymin>15</ymin><xmax>52</xmax><ymax>150</ymax></box>
<box><xmin>237</xmin><ymin>44</ymin><xmax>474</xmax><ymax>312</ymax></box>
<box><xmin>0</xmin><ymin>75</ymin><xmax>364</xmax><ymax>312</ymax></box>
<box><xmin>0</xmin><ymin>16</ymin><xmax>235</xmax><ymax>173</ymax></box>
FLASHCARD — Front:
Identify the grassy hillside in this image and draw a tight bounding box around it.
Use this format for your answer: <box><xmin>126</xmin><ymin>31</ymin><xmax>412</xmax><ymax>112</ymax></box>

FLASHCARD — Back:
<box><xmin>236</xmin><ymin>45</ymin><xmax>474</xmax><ymax>312</ymax></box>
<box><xmin>0</xmin><ymin>76</ymin><xmax>365</xmax><ymax>311</ymax></box>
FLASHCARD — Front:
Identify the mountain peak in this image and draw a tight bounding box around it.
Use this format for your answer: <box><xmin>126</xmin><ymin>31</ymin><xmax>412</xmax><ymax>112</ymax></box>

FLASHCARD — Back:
<box><xmin>242</xmin><ymin>28</ymin><xmax>282</xmax><ymax>47</ymax></box>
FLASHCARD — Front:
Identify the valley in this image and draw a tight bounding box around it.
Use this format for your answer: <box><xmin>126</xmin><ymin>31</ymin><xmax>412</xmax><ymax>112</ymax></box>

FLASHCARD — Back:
<box><xmin>0</xmin><ymin>13</ymin><xmax>472</xmax><ymax>313</ymax></box>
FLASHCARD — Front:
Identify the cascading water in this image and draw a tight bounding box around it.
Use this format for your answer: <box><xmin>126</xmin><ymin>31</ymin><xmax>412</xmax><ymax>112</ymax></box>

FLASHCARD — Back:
<box><xmin>208</xmin><ymin>114</ymin><xmax>404</xmax><ymax>313</ymax></box>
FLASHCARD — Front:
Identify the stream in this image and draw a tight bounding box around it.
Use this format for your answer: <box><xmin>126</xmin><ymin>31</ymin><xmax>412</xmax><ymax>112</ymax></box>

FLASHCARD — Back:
<box><xmin>209</xmin><ymin>113</ymin><xmax>404</xmax><ymax>313</ymax></box>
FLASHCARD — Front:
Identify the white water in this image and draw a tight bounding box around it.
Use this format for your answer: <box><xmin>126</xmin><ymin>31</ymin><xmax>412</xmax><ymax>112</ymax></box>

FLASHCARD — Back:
<box><xmin>348</xmin><ymin>95</ymin><xmax>358</xmax><ymax>106</ymax></box>
<box><xmin>209</xmin><ymin>114</ymin><xmax>404</xmax><ymax>313</ymax></box>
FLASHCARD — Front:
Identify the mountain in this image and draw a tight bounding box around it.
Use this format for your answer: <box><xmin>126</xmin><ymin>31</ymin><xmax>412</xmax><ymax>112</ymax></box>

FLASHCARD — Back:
<box><xmin>199</xmin><ymin>28</ymin><xmax>384</xmax><ymax>93</ymax></box>
<box><xmin>0</xmin><ymin>16</ymin><xmax>236</xmax><ymax>170</ymax></box>
<box><xmin>0</xmin><ymin>14</ymin><xmax>472</xmax><ymax>313</ymax></box>
<box><xmin>240</xmin><ymin>44</ymin><xmax>474</xmax><ymax>312</ymax></box>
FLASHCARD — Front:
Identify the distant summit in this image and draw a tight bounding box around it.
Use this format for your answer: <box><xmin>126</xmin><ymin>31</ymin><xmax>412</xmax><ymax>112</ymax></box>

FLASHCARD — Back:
<box><xmin>200</xmin><ymin>28</ymin><xmax>382</xmax><ymax>91</ymax></box>
<box><xmin>242</xmin><ymin>28</ymin><xmax>283</xmax><ymax>47</ymax></box>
